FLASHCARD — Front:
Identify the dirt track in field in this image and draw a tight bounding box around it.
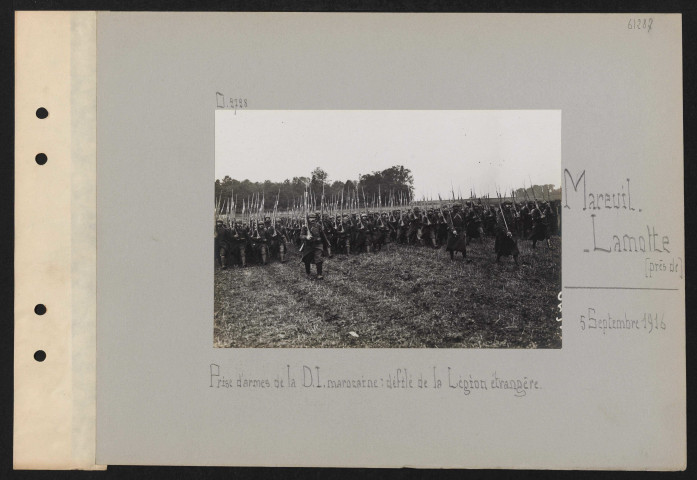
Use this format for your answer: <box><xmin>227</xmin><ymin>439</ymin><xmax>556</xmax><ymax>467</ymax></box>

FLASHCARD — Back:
<box><xmin>214</xmin><ymin>236</ymin><xmax>561</xmax><ymax>348</ymax></box>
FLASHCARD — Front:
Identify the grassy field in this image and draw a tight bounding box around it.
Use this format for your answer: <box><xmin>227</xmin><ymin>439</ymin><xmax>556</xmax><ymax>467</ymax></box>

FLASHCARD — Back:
<box><xmin>214</xmin><ymin>236</ymin><xmax>561</xmax><ymax>349</ymax></box>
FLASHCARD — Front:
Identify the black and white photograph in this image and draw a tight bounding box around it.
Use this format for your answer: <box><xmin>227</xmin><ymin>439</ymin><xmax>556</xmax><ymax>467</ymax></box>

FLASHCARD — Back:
<box><xmin>214</xmin><ymin>110</ymin><xmax>561</xmax><ymax>348</ymax></box>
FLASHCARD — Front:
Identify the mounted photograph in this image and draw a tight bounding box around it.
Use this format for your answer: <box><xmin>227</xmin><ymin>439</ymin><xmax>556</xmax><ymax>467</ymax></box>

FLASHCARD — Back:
<box><xmin>214</xmin><ymin>110</ymin><xmax>561</xmax><ymax>348</ymax></box>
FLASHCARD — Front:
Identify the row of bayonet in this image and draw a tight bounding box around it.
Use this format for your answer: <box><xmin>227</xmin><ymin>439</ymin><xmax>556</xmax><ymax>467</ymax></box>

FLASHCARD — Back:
<box><xmin>215</xmin><ymin>182</ymin><xmax>556</xmax><ymax>228</ymax></box>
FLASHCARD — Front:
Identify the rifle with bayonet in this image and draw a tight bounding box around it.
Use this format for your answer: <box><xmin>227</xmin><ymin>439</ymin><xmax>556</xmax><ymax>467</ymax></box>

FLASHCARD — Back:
<box><xmin>528</xmin><ymin>177</ymin><xmax>540</xmax><ymax>212</ymax></box>
<box><xmin>299</xmin><ymin>190</ymin><xmax>309</xmax><ymax>252</ymax></box>
<box><xmin>339</xmin><ymin>189</ymin><xmax>345</xmax><ymax>233</ymax></box>
<box><xmin>496</xmin><ymin>192</ymin><xmax>510</xmax><ymax>234</ymax></box>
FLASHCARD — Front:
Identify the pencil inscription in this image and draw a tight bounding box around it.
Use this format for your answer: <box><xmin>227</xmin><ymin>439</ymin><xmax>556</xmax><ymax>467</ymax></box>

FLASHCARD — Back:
<box><xmin>209</xmin><ymin>364</ymin><xmax>541</xmax><ymax>397</ymax></box>
<box><xmin>562</xmin><ymin>169</ymin><xmax>683</xmax><ymax>285</ymax></box>
<box><xmin>627</xmin><ymin>18</ymin><xmax>653</xmax><ymax>32</ymax></box>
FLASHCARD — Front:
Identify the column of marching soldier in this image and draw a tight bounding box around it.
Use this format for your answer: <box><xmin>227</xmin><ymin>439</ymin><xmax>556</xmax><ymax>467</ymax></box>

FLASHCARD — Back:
<box><xmin>214</xmin><ymin>200</ymin><xmax>560</xmax><ymax>279</ymax></box>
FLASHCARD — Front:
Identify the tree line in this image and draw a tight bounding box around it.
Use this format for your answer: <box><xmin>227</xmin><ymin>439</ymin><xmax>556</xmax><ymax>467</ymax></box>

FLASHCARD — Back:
<box><xmin>215</xmin><ymin>165</ymin><xmax>415</xmax><ymax>212</ymax></box>
<box><xmin>215</xmin><ymin>164</ymin><xmax>561</xmax><ymax>213</ymax></box>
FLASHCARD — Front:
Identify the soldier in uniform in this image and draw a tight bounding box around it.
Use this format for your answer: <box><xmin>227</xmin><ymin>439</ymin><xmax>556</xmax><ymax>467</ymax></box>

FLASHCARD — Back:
<box><xmin>290</xmin><ymin>220</ymin><xmax>302</xmax><ymax>247</ymax></box>
<box><xmin>494</xmin><ymin>210</ymin><xmax>519</xmax><ymax>264</ymax></box>
<box><xmin>482</xmin><ymin>206</ymin><xmax>497</xmax><ymax>236</ymax></box>
<box><xmin>374</xmin><ymin>212</ymin><xmax>390</xmax><ymax>250</ymax></box>
<box><xmin>322</xmin><ymin>214</ymin><xmax>336</xmax><ymax>258</ymax></box>
<box><xmin>435</xmin><ymin>206</ymin><xmax>449</xmax><ymax>246</ymax></box>
<box><xmin>528</xmin><ymin>203</ymin><xmax>549</xmax><ymax>249</ymax></box>
<box><xmin>354</xmin><ymin>213</ymin><xmax>371</xmax><ymax>253</ymax></box>
<box><xmin>406</xmin><ymin>207</ymin><xmax>421</xmax><ymax>245</ymax></box>
<box><xmin>501</xmin><ymin>202</ymin><xmax>516</xmax><ymax>237</ymax></box>
<box><xmin>396</xmin><ymin>210</ymin><xmax>409</xmax><ymax>244</ymax></box>
<box><xmin>465</xmin><ymin>207</ymin><xmax>484</xmax><ymax>245</ymax></box>
<box><xmin>365</xmin><ymin>212</ymin><xmax>378</xmax><ymax>252</ymax></box>
<box><xmin>267</xmin><ymin>220</ymin><xmax>287</xmax><ymax>263</ymax></box>
<box><xmin>421</xmin><ymin>209</ymin><xmax>438</xmax><ymax>248</ymax></box>
<box><xmin>520</xmin><ymin>202</ymin><xmax>533</xmax><ymax>237</ymax></box>
<box><xmin>249</xmin><ymin>221</ymin><xmax>269</xmax><ymax>265</ymax></box>
<box><xmin>445</xmin><ymin>204</ymin><xmax>467</xmax><ymax>260</ymax></box>
<box><xmin>337</xmin><ymin>214</ymin><xmax>352</xmax><ymax>254</ymax></box>
<box><xmin>214</xmin><ymin>220</ymin><xmax>231</xmax><ymax>269</ymax></box>
<box><xmin>300</xmin><ymin>213</ymin><xmax>326</xmax><ymax>279</ymax></box>
<box><xmin>545</xmin><ymin>201</ymin><xmax>558</xmax><ymax>237</ymax></box>
<box><xmin>230</xmin><ymin>220</ymin><xmax>249</xmax><ymax>267</ymax></box>
<box><xmin>387</xmin><ymin>210</ymin><xmax>400</xmax><ymax>243</ymax></box>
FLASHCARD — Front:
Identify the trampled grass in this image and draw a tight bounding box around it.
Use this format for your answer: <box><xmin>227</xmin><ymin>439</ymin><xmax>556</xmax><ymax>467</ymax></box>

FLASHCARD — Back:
<box><xmin>214</xmin><ymin>236</ymin><xmax>561</xmax><ymax>348</ymax></box>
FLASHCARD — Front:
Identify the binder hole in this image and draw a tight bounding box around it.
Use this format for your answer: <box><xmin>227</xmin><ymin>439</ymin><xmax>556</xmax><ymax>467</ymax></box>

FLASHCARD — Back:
<box><xmin>34</xmin><ymin>350</ymin><xmax>46</xmax><ymax>362</ymax></box>
<box><xmin>34</xmin><ymin>304</ymin><xmax>47</xmax><ymax>315</ymax></box>
<box><xmin>36</xmin><ymin>108</ymin><xmax>49</xmax><ymax>119</ymax></box>
<box><xmin>35</xmin><ymin>153</ymin><xmax>48</xmax><ymax>165</ymax></box>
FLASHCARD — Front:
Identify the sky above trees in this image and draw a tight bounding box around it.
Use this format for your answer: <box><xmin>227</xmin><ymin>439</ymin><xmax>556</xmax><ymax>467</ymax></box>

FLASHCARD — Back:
<box><xmin>215</xmin><ymin>110</ymin><xmax>560</xmax><ymax>200</ymax></box>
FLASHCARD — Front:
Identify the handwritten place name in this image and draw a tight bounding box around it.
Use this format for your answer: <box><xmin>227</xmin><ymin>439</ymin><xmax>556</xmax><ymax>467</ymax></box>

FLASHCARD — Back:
<box><xmin>589</xmin><ymin>219</ymin><xmax>670</xmax><ymax>254</ymax></box>
<box><xmin>579</xmin><ymin>308</ymin><xmax>666</xmax><ymax>333</ymax></box>
<box><xmin>209</xmin><ymin>365</ymin><xmax>541</xmax><ymax>398</ymax></box>
<box><xmin>564</xmin><ymin>174</ymin><xmax>637</xmax><ymax>212</ymax></box>
<box><xmin>563</xmin><ymin>169</ymin><xmax>684</xmax><ymax>284</ymax></box>
<box><xmin>563</xmin><ymin>169</ymin><xmax>672</xmax><ymax>254</ymax></box>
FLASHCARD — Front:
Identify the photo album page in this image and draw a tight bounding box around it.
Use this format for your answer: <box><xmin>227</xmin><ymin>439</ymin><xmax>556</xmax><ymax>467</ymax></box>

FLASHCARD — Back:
<box><xmin>14</xmin><ymin>11</ymin><xmax>685</xmax><ymax>470</ymax></box>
